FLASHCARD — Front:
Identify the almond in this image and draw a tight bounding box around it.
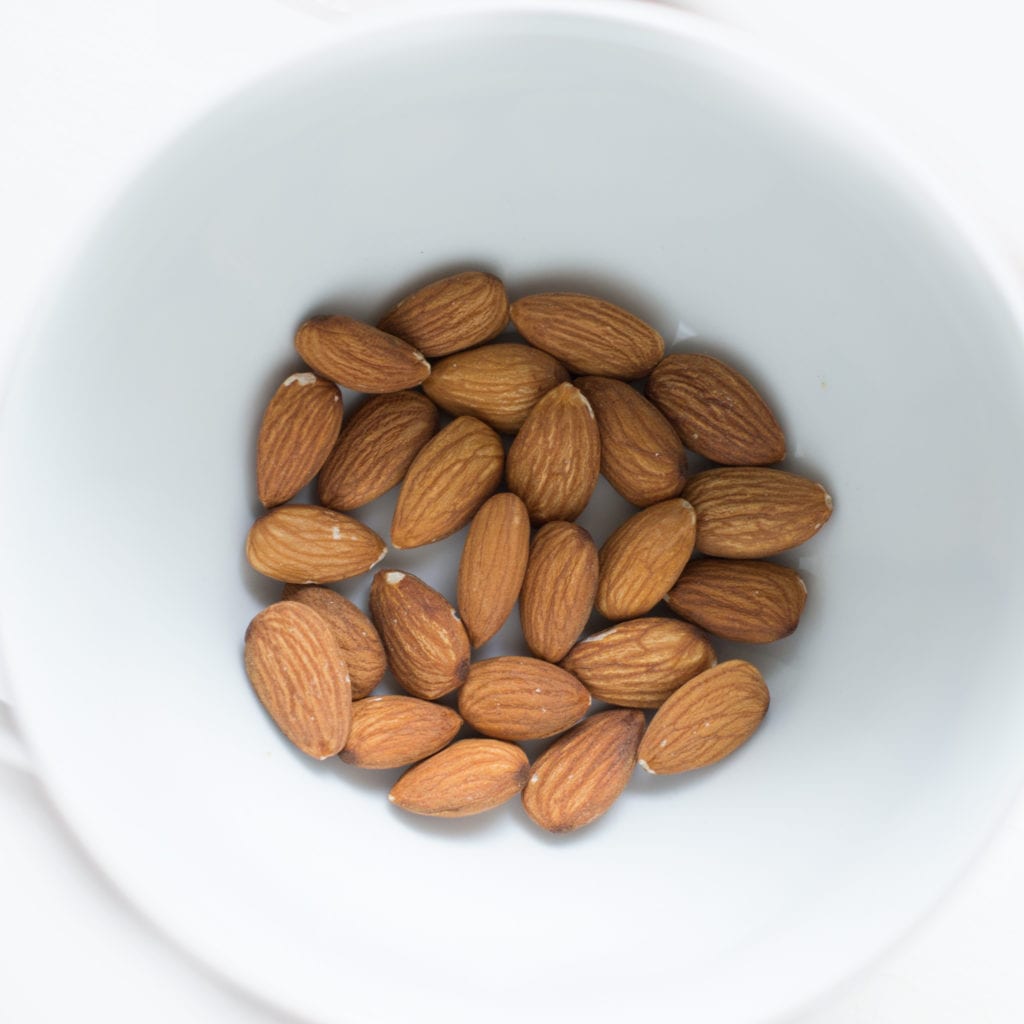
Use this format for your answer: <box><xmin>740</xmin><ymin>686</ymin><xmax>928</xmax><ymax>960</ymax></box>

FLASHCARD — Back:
<box><xmin>510</xmin><ymin>292</ymin><xmax>664</xmax><ymax>379</ymax></box>
<box><xmin>340</xmin><ymin>695</ymin><xmax>462</xmax><ymax>769</ymax></box>
<box><xmin>596</xmin><ymin>498</ymin><xmax>697</xmax><ymax>620</ymax></box>
<box><xmin>317</xmin><ymin>391</ymin><xmax>438</xmax><ymax>512</ymax></box>
<box><xmin>638</xmin><ymin>659</ymin><xmax>769</xmax><ymax>774</ymax></box>
<box><xmin>243</xmin><ymin>601</ymin><xmax>352</xmax><ymax>758</ymax></box>
<box><xmin>369</xmin><ymin>570</ymin><xmax>470</xmax><ymax>700</ymax></box>
<box><xmin>457</xmin><ymin>493</ymin><xmax>531</xmax><ymax>647</ymax></box>
<box><xmin>646</xmin><ymin>353</ymin><xmax>785</xmax><ymax>465</ymax></box>
<box><xmin>294</xmin><ymin>315</ymin><xmax>430</xmax><ymax>393</ymax></box>
<box><xmin>377</xmin><ymin>270</ymin><xmax>509</xmax><ymax>357</ymax></box>
<box><xmin>457</xmin><ymin>657</ymin><xmax>591</xmax><ymax>741</ymax></box>
<box><xmin>389</xmin><ymin>738</ymin><xmax>530</xmax><ymax>817</ymax></box>
<box><xmin>246</xmin><ymin>505</ymin><xmax>387</xmax><ymax>584</ymax></box>
<box><xmin>521</xmin><ymin>709</ymin><xmax>645</xmax><ymax>833</ymax></box>
<box><xmin>391</xmin><ymin>416</ymin><xmax>504</xmax><ymax>549</ymax></box>
<box><xmin>506</xmin><ymin>382</ymin><xmax>600</xmax><ymax>524</ymax></box>
<box><xmin>684</xmin><ymin>467</ymin><xmax>833</xmax><ymax>558</ymax></box>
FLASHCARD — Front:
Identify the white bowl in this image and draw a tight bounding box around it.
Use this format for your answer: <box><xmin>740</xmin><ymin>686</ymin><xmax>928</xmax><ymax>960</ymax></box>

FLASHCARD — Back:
<box><xmin>4</xmin><ymin>2</ymin><xmax>1024</xmax><ymax>1021</ymax></box>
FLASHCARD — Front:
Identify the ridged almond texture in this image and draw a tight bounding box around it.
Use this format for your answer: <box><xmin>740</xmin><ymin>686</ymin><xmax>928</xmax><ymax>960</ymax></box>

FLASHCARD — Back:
<box><xmin>684</xmin><ymin>467</ymin><xmax>833</xmax><ymax>558</ymax></box>
<box><xmin>243</xmin><ymin>601</ymin><xmax>352</xmax><ymax>759</ymax></box>
<box><xmin>317</xmin><ymin>392</ymin><xmax>438</xmax><ymax>511</ymax></box>
<box><xmin>521</xmin><ymin>709</ymin><xmax>645</xmax><ymax>833</ymax></box>
<box><xmin>457</xmin><ymin>493</ymin><xmax>531</xmax><ymax>647</ymax></box>
<box><xmin>377</xmin><ymin>270</ymin><xmax>509</xmax><ymax>357</ymax></box>
<box><xmin>575</xmin><ymin>376</ymin><xmax>687</xmax><ymax>507</ymax></box>
<box><xmin>369</xmin><ymin>570</ymin><xmax>470</xmax><ymax>700</ymax></box>
<box><xmin>391</xmin><ymin>416</ymin><xmax>505</xmax><ymax>549</ymax></box>
<box><xmin>665</xmin><ymin>558</ymin><xmax>807</xmax><ymax>643</ymax></box>
<box><xmin>457</xmin><ymin>656</ymin><xmax>591</xmax><ymax>740</ymax></box>
<box><xmin>256</xmin><ymin>372</ymin><xmax>343</xmax><ymax>507</ymax></box>
<box><xmin>646</xmin><ymin>353</ymin><xmax>785</xmax><ymax>465</ymax></box>
<box><xmin>340</xmin><ymin>695</ymin><xmax>462</xmax><ymax>769</ymax></box>
<box><xmin>596</xmin><ymin>499</ymin><xmax>697</xmax><ymax>620</ymax></box>
<box><xmin>389</xmin><ymin>738</ymin><xmax>530</xmax><ymax>817</ymax></box>
<box><xmin>506</xmin><ymin>382</ymin><xmax>600</xmax><ymax>525</ymax></box>
<box><xmin>638</xmin><ymin>659</ymin><xmax>769</xmax><ymax>774</ymax></box>
<box><xmin>511</xmin><ymin>292</ymin><xmax>664</xmax><ymax>379</ymax></box>
<box><xmin>561</xmin><ymin>617</ymin><xmax>716</xmax><ymax>708</ymax></box>
<box><xmin>246</xmin><ymin>505</ymin><xmax>387</xmax><ymax>584</ymax></box>
<box><xmin>294</xmin><ymin>315</ymin><xmax>430</xmax><ymax>393</ymax></box>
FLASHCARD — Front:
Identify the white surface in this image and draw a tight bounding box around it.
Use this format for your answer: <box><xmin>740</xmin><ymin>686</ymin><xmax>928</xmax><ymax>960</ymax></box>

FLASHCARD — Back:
<box><xmin>2</xmin><ymin>1</ymin><xmax>1024</xmax><ymax>1022</ymax></box>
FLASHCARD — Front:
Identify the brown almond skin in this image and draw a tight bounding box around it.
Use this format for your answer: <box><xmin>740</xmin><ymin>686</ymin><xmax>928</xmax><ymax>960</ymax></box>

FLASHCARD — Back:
<box><xmin>246</xmin><ymin>505</ymin><xmax>387</xmax><ymax>584</ymax></box>
<box><xmin>391</xmin><ymin>416</ymin><xmax>505</xmax><ymax>549</ymax></box>
<box><xmin>281</xmin><ymin>584</ymin><xmax>386</xmax><ymax>699</ymax></box>
<box><xmin>596</xmin><ymin>499</ymin><xmax>697</xmax><ymax>620</ymax></box>
<box><xmin>369</xmin><ymin>570</ymin><xmax>470</xmax><ymax>700</ymax></box>
<box><xmin>294</xmin><ymin>315</ymin><xmax>430</xmax><ymax>393</ymax></box>
<box><xmin>340</xmin><ymin>695</ymin><xmax>462</xmax><ymax>769</ymax></box>
<box><xmin>561</xmin><ymin>617</ymin><xmax>716</xmax><ymax>708</ymax></box>
<box><xmin>458</xmin><ymin>657</ymin><xmax>591</xmax><ymax>741</ymax></box>
<box><xmin>684</xmin><ymin>467</ymin><xmax>833</xmax><ymax>558</ymax></box>
<box><xmin>638</xmin><ymin>660</ymin><xmax>769</xmax><ymax>774</ymax></box>
<box><xmin>377</xmin><ymin>271</ymin><xmax>509</xmax><ymax>357</ymax></box>
<box><xmin>506</xmin><ymin>382</ymin><xmax>600</xmax><ymax>525</ymax></box>
<box><xmin>389</xmin><ymin>739</ymin><xmax>530</xmax><ymax>817</ymax></box>
<box><xmin>511</xmin><ymin>293</ymin><xmax>664</xmax><ymax>379</ymax></box>
<box><xmin>317</xmin><ymin>392</ymin><xmax>438</xmax><ymax>512</ymax></box>
<box><xmin>522</xmin><ymin>709</ymin><xmax>645</xmax><ymax>833</ymax></box>
<box><xmin>457</xmin><ymin>493</ymin><xmax>531</xmax><ymax>648</ymax></box>
<box><xmin>646</xmin><ymin>353</ymin><xmax>785</xmax><ymax>465</ymax></box>
<box><xmin>243</xmin><ymin>601</ymin><xmax>352</xmax><ymax>759</ymax></box>
<box><xmin>665</xmin><ymin>558</ymin><xmax>807</xmax><ymax>643</ymax></box>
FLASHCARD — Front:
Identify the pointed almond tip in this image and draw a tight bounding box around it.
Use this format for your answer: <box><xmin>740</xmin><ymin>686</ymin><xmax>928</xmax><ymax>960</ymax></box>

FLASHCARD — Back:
<box><xmin>384</xmin><ymin>570</ymin><xmax>406</xmax><ymax>585</ymax></box>
<box><xmin>638</xmin><ymin>758</ymin><xmax>655</xmax><ymax>774</ymax></box>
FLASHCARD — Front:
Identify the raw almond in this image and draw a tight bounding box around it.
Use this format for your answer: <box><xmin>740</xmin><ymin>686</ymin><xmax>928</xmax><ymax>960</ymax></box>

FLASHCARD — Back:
<box><xmin>638</xmin><ymin>659</ymin><xmax>769</xmax><ymax>774</ymax></box>
<box><xmin>340</xmin><ymin>695</ymin><xmax>462</xmax><ymax>769</ymax></box>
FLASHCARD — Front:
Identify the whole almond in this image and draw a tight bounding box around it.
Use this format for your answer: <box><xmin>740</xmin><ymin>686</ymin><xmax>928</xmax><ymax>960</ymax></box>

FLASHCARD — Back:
<box><xmin>638</xmin><ymin>659</ymin><xmax>769</xmax><ymax>774</ymax></box>
<box><xmin>684</xmin><ymin>467</ymin><xmax>833</xmax><ymax>558</ymax></box>
<box><xmin>457</xmin><ymin>493</ymin><xmax>531</xmax><ymax>648</ymax></box>
<box><xmin>377</xmin><ymin>270</ymin><xmax>509</xmax><ymax>357</ymax></box>
<box><xmin>369</xmin><ymin>570</ymin><xmax>470</xmax><ymax>700</ymax></box>
<box><xmin>646</xmin><ymin>353</ymin><xmax>785</xmax><ymax>465</ymax></box>
<box><xmin>317</xmin><ymin>391</ymin><xmax>438</xmax><ymax>511</ymax></box>
<box><xmin>294</xmin><ymin>315</ymin><xmax>430</xmax><ymax>393</ymax></box>
<box><xmin>521</xmin><ymin>709</ymin><xmax>645</xmax><ymax>833</ymax></box>
<box><xmin>340</xmin><ymin>695</ymin><xmax>462</xmax><ymax>769</ymax></box>
<box><xmin>389</xmin><ymin>738</ymin><xmax>530</xmax><ymax>817</ymax></box>
<box><xmin>457</xmin><ymin>657</ymin><xmax>591</xmax><ymax>741</ymax></box>
<box><xmin>246</xmin><ymin>505</ymin><xmax>387</xmax><ymax>584</ymax></box>
<box><xmin>243</xmin><ymin>601</ymin><xmax>352</xmax><ymax>759</ymax></box>
<box><xmin>511</xmin><ymin>292</ymin><xmax>664</xmax><ymax>379</ymax></box>
<box><xmin>596</xmin><ymin>498</ymin><xmax>697</xmax><ymax>620</ymax></box>
<box><xmin>391</xmin><ymin>416</ymin><xmax>504</xmax><ymax>549</ymax></box>
<box><xmin>665</xmin><ymin>558</ymin><xmax>807</xmax><ymax>643</ymax></box>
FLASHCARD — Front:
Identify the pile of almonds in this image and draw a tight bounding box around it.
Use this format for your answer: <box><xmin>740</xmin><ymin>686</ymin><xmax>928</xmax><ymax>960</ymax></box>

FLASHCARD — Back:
<box><xmin>243</xmin><ymin>271</ymin><xmax>833</xmax><ymax>833</ymax></box>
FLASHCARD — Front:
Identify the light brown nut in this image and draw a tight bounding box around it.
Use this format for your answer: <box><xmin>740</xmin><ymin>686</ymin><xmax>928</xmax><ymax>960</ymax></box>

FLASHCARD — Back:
<box><xmin>340</xmin><ymin>695</ymin><xmax>462</xmax><ymax>769</ymax></box>
<box><xmin>638</xmin><ymin>659</ymin><xmax>769</xmax><ymax>774</ymax></box>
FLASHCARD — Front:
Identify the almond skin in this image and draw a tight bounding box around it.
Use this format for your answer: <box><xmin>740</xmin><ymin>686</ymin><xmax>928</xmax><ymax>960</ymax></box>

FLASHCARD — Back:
<box><xmin>684</xmin><ymin>467</ymin><xmax>833</xmax><ymax>558</ymax></box>
<box><xmin>243</xmin><ymin>601</ymin><xmax>352</xmax><ymax>759</ymax></box>
<box><xmin>340</xmin><ymin>695</ymin><xmax>462</xmax><ymax>769</ymax></box>
<box><xmin>638</xmin><ymin>659</ymin><xmax>769</xmax><ymax>774</ymax></box>
<box><xmin>511</xmin><ymin>292</ymin><xmax>664</xmax><ymax>379</ymax></box>
<box><xmin>294</xmin><ymin>315</ymin><xmax>430</xmax><ymax>393</ymax></box>
<box><xmin>596</xmin><ymin>498</ymin><xmax>697</xmax><ymax>620</ymax></box>
<box><xmin>522</xmin><ymin>709</ymin><xmax>645</xmax><ymax>833</ymax></box>
<box><xmin>458</xmin><ymin>657</ymin><xmax>591</xmax><ymax>741</ymax></box>
<box><xmin>506</xmin><ymin>382</ymin><xmax>600</xmax><ymax>525</ymax></box>
<box><xmin>377</xmin><ymin>270</ymin><xmax>509</xmax><ymax>357</ymax></box>
<box><xmin>389</xmin><ymin>738</ymin><xmax>530</xmax><ymax>817</ymax></box>
<box><xmin>317</xmin><ymin>392</ymin><xmax>438</xmax><ymax>512</ymax></box>
<box><xmin>369</xmin><ymin>570</ymin><xmax>470</xmax><ymax>700</ymax></box>
<box><xmin>457</xmin><ymin>493</ymin><xmax>531</xmax><ymax>648</ymax></box>
<box><xmin>646</xmin><ymin>353</ymin><xmax>785</xmax><ymax>465</ymax></box>
<box><xmin>246</xmin><ymin>505</ymin><xmax>387</xmax><ymax>584</ymax></box>
<box><xmin>391</xmin><ymin>416</ymin><xmax>505</xmax><ymax>549</ymax></box>
<box><xmin>665</xmin><ymin>558</ymin><xmax>807</xmax><ymax>643</ymax></box>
